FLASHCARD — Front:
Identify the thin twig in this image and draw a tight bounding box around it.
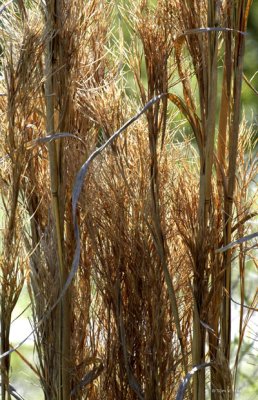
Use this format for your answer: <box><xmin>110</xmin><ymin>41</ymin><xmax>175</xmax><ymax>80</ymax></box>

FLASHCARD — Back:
<box><xmin>224</xmin><ymin>289</ymin><xmax>258</xmax><ymax>312</ymax></box>
<box><xmin>243</xmin><ymin>73</ymin><xmax>258</xmax><ymax>96</ymax></box>
<box><xmin>9</xmin><ymin>345</ymin><xmax>39</xmax><ymax>376</ymax></box>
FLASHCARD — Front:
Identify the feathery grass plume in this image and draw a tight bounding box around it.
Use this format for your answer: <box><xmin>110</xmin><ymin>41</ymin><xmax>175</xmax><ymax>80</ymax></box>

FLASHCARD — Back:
<box><xmin>0</xmin><ymin>3</ymin><xmax>60</xmax><ymax>398</ymax></box>
<box><xmin>64</xmin><ymin>2</ymin><xmax>112</xmax><ymax>398</ymax></box>
<box><xmin>77</xmin><ymin>6</ymin><xmax>191</xmax><ymax>394</ymax></box>
<box><xmin>169</xmin><ymin>1</ymin><xmax>254</xmax><ymax>398</ymax></box>
<box><xmin>83</xmin><ymin>112</ymin><xmax>190</xmax><ymax>398</ymax></box>
<box><xmin>0</xmin><ymin>3</ymin><xmax>44</xmax><ymax>398</ymax></box>
<box><xmin>22</xmin><ymin>1</ymin><xmax>112</xmax><ymax>398</ymax></box>
<box><xmin>0</xmin><ymin>1</ymin><xmax>257</xmax><ymax>399</ymax></box>
<box><xmin>1</xmin><ymin>0</ymin><xmax>111</xmax><ymax>398</ymax></box>
<box><xmin>129</xmin><ymin>1</ymin><xmax>190</xmax><ymax>380</ymax></box>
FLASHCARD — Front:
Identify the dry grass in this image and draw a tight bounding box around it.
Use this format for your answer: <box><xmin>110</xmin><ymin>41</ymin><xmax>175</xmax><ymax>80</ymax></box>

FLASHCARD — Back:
<box><xmin>0</xmin><ymin>1</ymin><xmax>257</xmax><ymax>400</ymax></box>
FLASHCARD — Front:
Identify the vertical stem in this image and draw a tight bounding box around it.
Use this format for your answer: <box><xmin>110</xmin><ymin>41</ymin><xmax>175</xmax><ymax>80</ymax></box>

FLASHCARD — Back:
<box><xmin>1</xmin><ymin>99</ymin><xmax>22</xmax><ymax>400</ymax></box>
<box><xmin>1</xmin><ymin>300</ymin><xmax>12</xmax><ymax>400</ymax></box>
<box><xmin>148</xmin><ymin>113</ymin><xmax>187</xmax><ymax>377</ymax></box>
<box><xmin>1</xmin><ymin>301</ymin><xmax>7</xmax><ymax>400</ymax></box>
<box><xmin>55</xmin><ymin>2</ymin><xmax>71</xmax><ymax>398</ymax></box>
<box><xmin>192</xmin><ymin>300</ymin><xmax>204</xmax><ymax>400</ymax></box>
<box><xmin>217</xmin><ymin>0</ymin><xmax>232</xmax><ymax>195</ymax></box>
<box><xmin>194</xmin><ymin>4</ymin><xmax>218</xmax><ymax>399</ymax></box>
<box><xmin>222</xmin><ymin>30</ymin><xmax>245</xmax><ymax>363</ymax></box>
<box><xmin>44</xmin><ymin>2</ymin><xmax>66</xmax><ymax>398</ymax></box>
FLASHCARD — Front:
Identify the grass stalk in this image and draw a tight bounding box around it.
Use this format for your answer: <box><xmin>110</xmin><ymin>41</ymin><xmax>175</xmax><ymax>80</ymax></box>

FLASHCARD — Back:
<box><xmin>193</xmin><ymin>5</ymin><xmax>218</xmax><ymax>398</ymax></box>
<box><xmin>222</xmin><ymin>4</ymin><xmax>248</xmax><ymax>365</ymax></box>
<box><xmin>0</xmin><ymin>1</ymin><xmax>256</xmax><ymax>399</ymax></box>
<box><xmin>0</xmin><ymin>43</ymin><xmax>25</xmax><ymax>400</ymax></box>
<box><xmin>44</xmin><ymin>2</ymin><xmax>65</xmax><ymax>398</ymax></box>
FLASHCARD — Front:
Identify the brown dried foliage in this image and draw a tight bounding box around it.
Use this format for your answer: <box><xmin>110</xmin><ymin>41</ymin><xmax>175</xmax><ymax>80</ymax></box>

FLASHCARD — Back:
<box><xmin>0</xmin><ymin>1</ymin><xmax>257</xmax><ymax>400</ymax></box>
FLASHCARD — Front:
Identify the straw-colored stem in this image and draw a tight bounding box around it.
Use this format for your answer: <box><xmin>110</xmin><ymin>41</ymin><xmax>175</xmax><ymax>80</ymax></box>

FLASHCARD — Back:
<box><xmin>217</xmin><ymin>60</ymin><xmax>230</xmax><ymax>199</ymax></box>
<box><xmin>192</xmin><ymin>300</ymin><xmax>205</xmax><ymax>400</ymax></box>
<box><xmin>45</xmin><ymin>3</ymin><xmax>66</xmax><ymax>398</ymax></box>
<box><xmin>193</xmin><ymin>9</ymin><xmax>218</xmax><ymax>399</ymax></box>
<box><xmin>54</xmin><ymin>2</ymin><xmax>71</xmax><ymax>397</ymax></box>
<box><xmin>198</xmin><ymin>27</ymin><xmax>218</xmax><ymax>230</ymax></box>
<box><xmin>222</xmin><ymin>30</ymin><xmax>245</xmax><ymax>363</ymax></box>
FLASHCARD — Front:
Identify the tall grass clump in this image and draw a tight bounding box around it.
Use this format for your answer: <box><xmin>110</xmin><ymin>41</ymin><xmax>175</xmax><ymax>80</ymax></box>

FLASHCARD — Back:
<box><xmin>0</xmin><ymin>1</ymin><xmax>257</xmax><ymax>399</ymax></box>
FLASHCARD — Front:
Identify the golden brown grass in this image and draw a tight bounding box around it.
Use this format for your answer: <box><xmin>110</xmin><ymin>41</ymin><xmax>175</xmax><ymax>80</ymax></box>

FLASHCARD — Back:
<box><xmin>0</xmin><ymin>1</ymin><xmax>257</xmax><ymax>400</ymax></box>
